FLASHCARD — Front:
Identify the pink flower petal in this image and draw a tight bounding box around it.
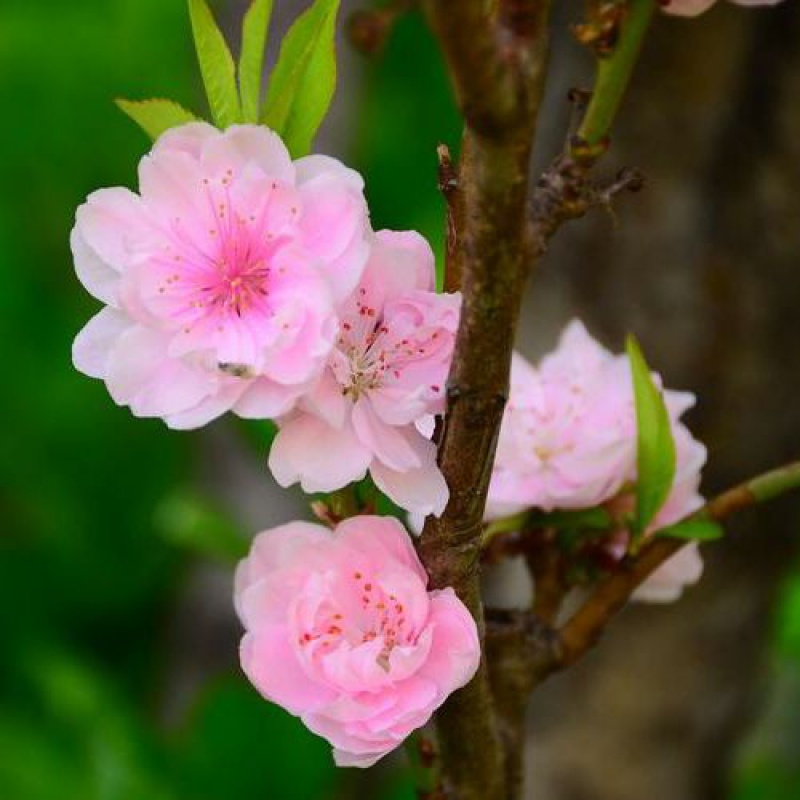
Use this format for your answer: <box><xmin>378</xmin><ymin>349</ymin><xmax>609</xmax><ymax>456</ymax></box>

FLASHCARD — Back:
<box><xmin>152</xmin><ymin>121</ymin><xmax>218</xmax><ymax>159</ymax></box>
<box><xmin>240</xmin><ymin>630</ymin><xmax>335</xmax><ymax>715</ymax></box>
<box><xmin>335</xmin><ymin>515</ymin><xmax>429</xmax><ymax>584</ymax></box>
<box><xmin>166</xmin><ymin>380</ymin><xmax>250</xmax><ymax>430</ymax></box>
<box><xmin>72</xmin><ymin>308</ymin><xmax>131</xmax><ymax>379</ymax></box>
<box><xmin>351</xmin><ymin>400</ymin><xmax>421</xmax><ymax>472</ymax></box>
<box><xmin>268</xmin><ymin>415</ymin><xmax>372</xmax><ymax>493</ymax></box>
<box><xmin>634</xmin><ymin>544</ymin><xmax>704</xmax><ymax>603</ymax></box>
<box><xmin>105</xmin><ymin>325</ymin><xmax>217</xmax><ymax>418</ymax></box>
<box><xmin>661</xmin><ymin>0</ymin><xmax>717</xmax><ymax>13</ymax></box>
<box><xmin>234</xmin><ymin>377</ymin><xmax>305</xmax><ymax>420</ymax></box>
<box><xmin>71</xmin><ymin>224</ymin><xmax>121</xmax><ymax>307</ymax></box>
<box><xmin>201</xmin><ymin>124</ymin><xmax>295</xmax><ymax>183</ymax></box>
<box><xmin>234</xmin><ymin>522</ymin><xmax>331</xmax><ymax>607</ymax></box>
<box><xmin>370</xmin><ymin>434</ymin><xmax>449</xmax><ymax>517</ymax></box>
<box><xmin>296</xmin><ymin>155</ymin><xmax>369</xmax><ymax>303</ymax></box>
<box><xmin>73</xmin><ymin>187</ymin><xmax>149</xmax><ymax>277</ymax></box>
<box><xmin>418</xmin><ymin>589</ymin><xmax>481</xmax><ymax>691</ymax></box>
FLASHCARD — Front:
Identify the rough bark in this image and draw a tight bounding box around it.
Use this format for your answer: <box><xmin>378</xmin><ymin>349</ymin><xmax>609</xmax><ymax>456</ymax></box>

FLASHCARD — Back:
<box><xmin>418</xmin><ymin>3</ymin><xmax>551</xmax><ymax>796</ymax></box>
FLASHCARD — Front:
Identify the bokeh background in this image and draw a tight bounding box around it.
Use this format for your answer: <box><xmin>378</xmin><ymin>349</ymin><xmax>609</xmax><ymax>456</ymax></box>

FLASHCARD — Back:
<box><xmin>1</xmin><ymin>1</ymin><xmax>799</xmax><ymax>798</ymax></box>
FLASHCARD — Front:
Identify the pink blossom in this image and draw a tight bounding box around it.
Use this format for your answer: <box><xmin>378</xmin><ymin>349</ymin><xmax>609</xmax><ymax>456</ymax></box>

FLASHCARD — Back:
<box><xmin>235</xmin><ymin>515</ymin><xmax>480</xmax><ymax>767</ymax></box>
<box><xmin>71</xmin><ymin>123</ymin><xmax>370</xmax><ymax>428</ymax></box>
<box><xmin>663</xmin><ymin>0</ymin><xmax>782</xmax><ymax>17</ymax></box>
<box><xmin>486</xmin><ymin>321</ymin><xmax>638</xmax><ymax>517</ymax></box>
<box><xmin>269</xmin><ymin>230</ymin><xmax>460</xmax><ymax>516</ymax></box>
<box><xmin>486</xmin><ymin>319</ymin><xmax>707</xmax><ymax>603</ymax></box>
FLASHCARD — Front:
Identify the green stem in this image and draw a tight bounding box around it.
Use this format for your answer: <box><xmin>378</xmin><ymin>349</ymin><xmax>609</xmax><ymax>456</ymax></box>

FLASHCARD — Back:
<box><xmin>576</xmin><ymin>0</ymin><xmax>657</xmax><ymax>149</ymax></box>
<box><xmin>748</xmin><ymin>461</ymin><xmax>800</xmax><ymax>503</ymax></box>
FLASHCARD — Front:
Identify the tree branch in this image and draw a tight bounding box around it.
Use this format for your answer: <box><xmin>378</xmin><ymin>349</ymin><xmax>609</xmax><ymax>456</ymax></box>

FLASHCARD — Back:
<box><xmin>554</xmin><ymin>461</ymin><xmax>800</xmax><ymax>673</ymax></box>
<box><xmin>419</xmin><ymin>2</ymin><xmax>552</xmax><ymax>798</ymax></box>
<box><xmin>425</xmin><ymin>0</ymin><xmax>524</xmax><ymax>138</ymax></box>
<box><xmin>485</xmin><ymin>609</ymin><xmax>555</xmax><ymax>800</ymax></box>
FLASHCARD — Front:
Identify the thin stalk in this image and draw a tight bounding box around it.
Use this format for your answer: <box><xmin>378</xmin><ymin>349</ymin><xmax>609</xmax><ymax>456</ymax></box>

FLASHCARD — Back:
<box><xmin>576</xmin><ymin>0</ymin><xmax>657</xmax><ymax>149</ymax></box>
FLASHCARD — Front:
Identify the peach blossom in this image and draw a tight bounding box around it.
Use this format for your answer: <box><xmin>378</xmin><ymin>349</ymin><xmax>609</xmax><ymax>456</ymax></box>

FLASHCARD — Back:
<box><xmin>235</xmin><ymin>516</ymin><xmax>479</xmax><ymax>767</ymax></box>
<box><xmin>72</xmin><ymin>123</ymin><xmax>370</xmax><ymax>428</ymax></box>
<box><xmin>269</xmin><ymin>231</ymin><xmax>460</xmax><ymax>516</ymax></box>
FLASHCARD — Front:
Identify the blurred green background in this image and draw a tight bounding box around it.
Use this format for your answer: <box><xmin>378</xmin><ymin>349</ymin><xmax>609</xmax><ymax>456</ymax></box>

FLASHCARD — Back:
<box><xmin>0</xmin><ymin>1</ymin><xmax>449</xmax><ymax>797</ymax></box>
<box><xmin>0</xmin><ymin>1</ymin><xmax>798</xmax><ymax>799</ymax></box>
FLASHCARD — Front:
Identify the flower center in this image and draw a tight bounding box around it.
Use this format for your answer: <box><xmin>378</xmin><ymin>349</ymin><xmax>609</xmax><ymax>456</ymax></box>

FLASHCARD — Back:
<box><xmin>153</xmin><ymin>175</ymin><xmax>296</xmax><ymax>336</ymax></box>
<box><xmin>297</xmin><ymin>571</ymin><xmax>417</xmax><ymax>673</ymax></box>
<box><xmin>336</xmin><ymin>290</ymin><xmax>441</xmax><ymax>402</ymax></box>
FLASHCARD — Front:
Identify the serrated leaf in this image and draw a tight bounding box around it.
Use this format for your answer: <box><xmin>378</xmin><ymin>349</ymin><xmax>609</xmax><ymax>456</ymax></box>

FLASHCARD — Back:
<box><xmin>238</xmin><ymin>0</ymin><xmax>273</xmax><ymax>122</ymax></box>
<box><xmin>261</xmin><ymin>0</ymin><xmax>340</xmax><ymax>157</ymax></box>
<box><xmin>115</xmin><ymin>98</ymin><xmax>199</xmax><ymax>141</ymax></box>
<box><xmin>188</xmin><ymin>0</ymin><xmax>242</xmax><ymax>128</ymax></box>
<box><xmin>626</xmin><ymin>335</ymin><xmax>677</xmax><ymax>536</ymax></box>
<box><xmin>655</xmin><ymin>517</ymin><xmax>724</xmax><ymax>542</ymax></box>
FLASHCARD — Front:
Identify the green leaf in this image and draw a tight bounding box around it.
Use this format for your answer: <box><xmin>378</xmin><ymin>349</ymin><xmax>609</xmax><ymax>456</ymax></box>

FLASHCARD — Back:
<box><xmin>655</xmin><ymin>517</ymin><xmax>724</xmax><ymax>542</ymax></box>
<box><xmin>187</xmin><ymin>0</ymin><xmax>242</xmax><ymax>127</ymax></box>
<box><xmin>261</xmin><ymin>0</ymin><xmax>340</xmax><ymax>157</ymax></box>
<box><xmin>626</xmin><ymin>334</ymin><xmax>677</xmax><ymax>536</ymax></box>
<box><xmin>154</xmin><ymin>490</ymin><xmax>248</xmax><ymax>563</ymax></box>
<box><xmin>115</xmin><ymin>98</ymin><xmax>199</xmax><ymax>141</ymax></box>
<box><xmin>238</xmin><ymin>0</ymin><xmax>273</xmax><ymax>122</ymax></box>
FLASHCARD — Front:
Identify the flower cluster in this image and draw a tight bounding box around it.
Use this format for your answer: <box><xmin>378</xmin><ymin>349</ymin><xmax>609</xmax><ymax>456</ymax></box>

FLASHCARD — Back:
<box><xmin>486</xmin><ymin>320</ymin><xmax>706</xmax><ymax>603</ymax></box>
<box><xmin>70</xmin><ymin>120</ymin><xmax>709</xmax><ymax>771</ymax></box>
<box><xmin>234</xmin><ymin>515</ymin><xmax>479</xmax><ymax>767</ymax></box>
<box><xmin>663</xmin><ymin>0</ymin><xmax>782</xmax><ymax>17</ymax></box>
<box><xmin>71</xmin><ymin>123</ymin><xmax>459</xmax><ymax>515</ymax></box>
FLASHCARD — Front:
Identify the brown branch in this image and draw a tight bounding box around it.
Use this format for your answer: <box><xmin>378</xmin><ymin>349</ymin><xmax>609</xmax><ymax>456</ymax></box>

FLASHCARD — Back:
<box><xmin>550</xmin><ymin>461</ymin><xmax>800</xmax><ymax>677</ymax></box>
<box><xmin>526</xmin><ymin>533</ymin><xmax>566</xmax><ymax>625</ymax></box>
<box><xmin>419</xmin><ymin>2</ymin><xmax>552</xmax><ymax>798</ymax></box>
<box><xmin>424</xmin><ymin>0</ymin><xmax>549</xmax><ymax>139</ymax></box>
<box><xmin>485</xmin><ymin>609</ymin><xmax>556</xmax><ymax>800</ymax></box>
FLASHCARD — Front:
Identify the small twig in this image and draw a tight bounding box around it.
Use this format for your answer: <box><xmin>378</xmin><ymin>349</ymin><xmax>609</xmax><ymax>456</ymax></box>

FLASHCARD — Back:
<box><xmin>528</xmin><ymin>0</ymin><xmax>655</xmax><ymax>259</ymax></box>
<box><xmin>531</xmin><ymin>155</ymin><xmax>644</xmax><ymax>256</ymax></box>
<box><xmin>575</xmin><ymin>0</ymin><xmax>657</xmax><ymax>152</ymax></box>
<box><xmin>550</xmin><ymin>461</ymin><xmax>800</xmax><ymax>676</ymax></box>
<box><xmin>526</xmin><ymin>532</ymin><xmax>567</xmax><ymax>625</ymax></box>
<box><xmin>436</xmin><ymin>144</ymin><xmax>461</xmax><ymax>293</ymax></box>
